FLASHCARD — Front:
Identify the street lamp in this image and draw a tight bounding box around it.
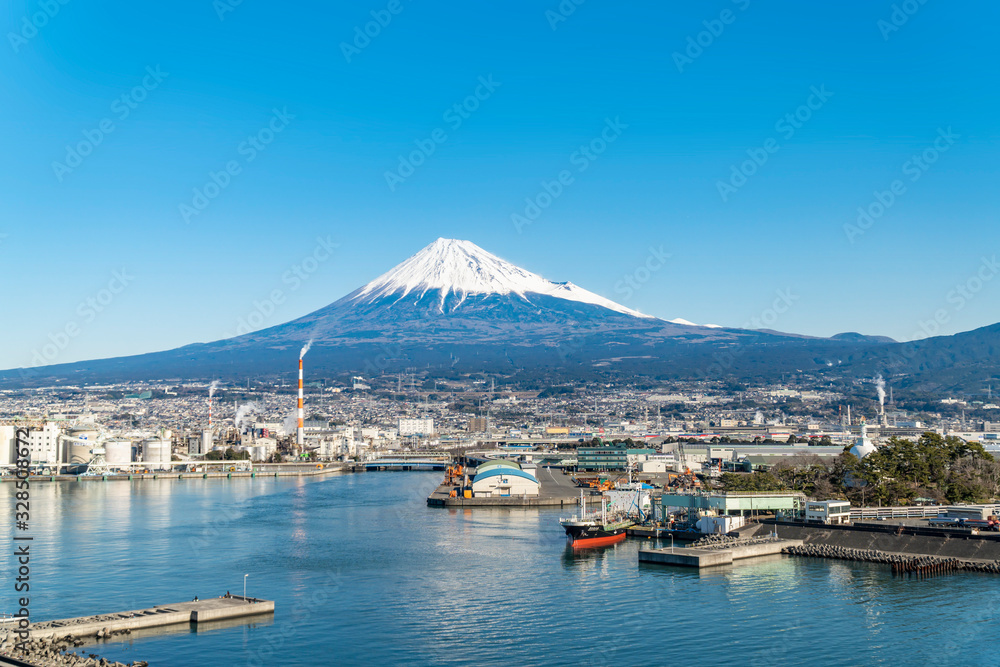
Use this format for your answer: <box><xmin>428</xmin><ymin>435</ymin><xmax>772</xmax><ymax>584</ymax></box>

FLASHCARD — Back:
<box><xmin>244</xmin><ymin>573</ymin><xmax>249</xmax><ymax>601</ymax></box>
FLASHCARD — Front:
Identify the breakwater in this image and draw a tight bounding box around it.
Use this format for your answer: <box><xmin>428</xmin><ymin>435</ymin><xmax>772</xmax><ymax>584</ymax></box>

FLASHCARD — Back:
<box><xmin>782</xmin><ymin>544</ymin><xmax>1000</xmax><ymax>575</ymax></box>
<box><xmin>1</xmin><ymin>633</ymin><xmax>145</xmax><ymax>667</ymax></box>
<box><xmin>764</xmin><ymin>520</ymin><xmax>1000</xmax><ymax>561</ymax></box>
<box><xmin>1</xmin><ymin>596</ymin><xmax>273</xmax><ymax>667</ymax></box>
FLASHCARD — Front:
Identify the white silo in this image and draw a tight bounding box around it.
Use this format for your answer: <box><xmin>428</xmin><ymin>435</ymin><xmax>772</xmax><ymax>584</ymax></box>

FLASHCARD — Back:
<box><xmin>65</xmin><ymin>428</ymin><xmax>99</xmax><ymax>465</ymax></box>
<box><xmin>0</xmin><ymin>425</ymin><xmax>15</xmax><ymax>466</ymax></box>
<box><xmin>201</xmin><ymin>430</ymin><xmax>213</xmax><ymax>457</ymax></box>
<box><xmin>68</xmin><ymin>443</ymin><xmax>92</xmax><ymax>465</ymax></box>
<box><xmin>104</xmin><ymin>441</ymin><xmax>132</xmax><ymax>467</ymax></box>
<box><xmin>141</xmin><ymin>439</ymin><xmax>171</xmax><ymax>470</ymax></box>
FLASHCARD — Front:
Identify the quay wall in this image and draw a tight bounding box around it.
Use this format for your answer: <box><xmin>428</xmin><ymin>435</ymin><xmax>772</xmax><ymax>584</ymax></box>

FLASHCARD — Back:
<box><xmin>765</xmin><ymin>521</ymin><xmax>1000</xmax><ymax>561</ymax></box>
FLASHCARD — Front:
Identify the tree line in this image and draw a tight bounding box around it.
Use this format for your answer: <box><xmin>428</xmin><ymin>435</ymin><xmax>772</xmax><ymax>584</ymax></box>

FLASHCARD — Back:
<box><xmin>717</xmin><ymin>432</ymin><xmax>1000</xmax><ymax>505</ymax></box>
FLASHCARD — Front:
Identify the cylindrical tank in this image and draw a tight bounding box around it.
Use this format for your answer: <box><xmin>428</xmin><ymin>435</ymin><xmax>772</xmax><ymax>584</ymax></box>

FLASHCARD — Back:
<box><xmin>141</xmin><ymin>439</ymin><xmax>171</xmax><ymax>470</ymax></box>
<box><xmin>69</xmin><ymin>444</ymin><xmax>91</xmax><ymax>465</ymax></box>
<box><xmin>0</xmin><ymin>425</ymin><xmax>15</xmax><ymax>466</ymax></box>
<box><xmin>64</xmin><ymin>428</ymin><xmax>99</xmax><ymax>465</ymax></box>
<box><xmin>104</xmin><ymin>441</ymin><xmax>132</xmax><ymax>466</ymax></box>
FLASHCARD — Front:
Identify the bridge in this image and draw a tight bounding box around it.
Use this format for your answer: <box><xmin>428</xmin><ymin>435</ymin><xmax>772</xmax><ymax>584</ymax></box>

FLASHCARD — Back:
<box><xmin>362</xmin><ymin>453</ymin><xmax>451</xmax><ymax>471</ymax></box>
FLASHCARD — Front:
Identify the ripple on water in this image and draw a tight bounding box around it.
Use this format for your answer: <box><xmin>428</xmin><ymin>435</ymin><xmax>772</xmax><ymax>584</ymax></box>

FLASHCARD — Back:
<box><xmin>2</xmin><ymin>474</ymin><xmax>998</xmax><ymax>667</ymax></box>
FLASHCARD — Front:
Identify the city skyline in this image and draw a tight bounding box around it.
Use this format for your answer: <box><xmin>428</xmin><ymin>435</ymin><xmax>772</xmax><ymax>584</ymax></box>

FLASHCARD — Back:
<box><xmin>2</xmin><ymin>1</ymin><xmax>998</xmax><ymax>369</ymax></box>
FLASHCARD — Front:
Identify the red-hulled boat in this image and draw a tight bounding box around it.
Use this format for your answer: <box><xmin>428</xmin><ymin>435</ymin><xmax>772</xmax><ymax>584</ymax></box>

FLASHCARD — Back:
<box><xmin>560</xmin><ymin>491</ymin><xmax>633</xmax><ymax>548</ymax></box>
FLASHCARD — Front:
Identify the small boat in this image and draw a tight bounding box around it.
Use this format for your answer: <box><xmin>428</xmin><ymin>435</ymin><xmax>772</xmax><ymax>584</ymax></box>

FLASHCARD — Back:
<box><xmin>560</xmin><ymin>491</ymin><xmax>633</xmax><ymax>548</ymax></box>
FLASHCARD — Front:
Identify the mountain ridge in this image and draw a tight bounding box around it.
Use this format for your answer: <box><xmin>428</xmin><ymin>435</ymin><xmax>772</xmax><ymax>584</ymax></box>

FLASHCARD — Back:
<box><xmin>2</xmin><ymin>238</ymin><xmax>997</xmax><ymax>392</ymax></box>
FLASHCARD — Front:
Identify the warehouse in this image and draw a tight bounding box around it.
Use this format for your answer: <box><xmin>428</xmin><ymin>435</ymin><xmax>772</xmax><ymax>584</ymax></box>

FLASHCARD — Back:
<box><xmin>471</xmin><ymin>460</ymin><xmax>539</xmax><ymax>498</ymax></box>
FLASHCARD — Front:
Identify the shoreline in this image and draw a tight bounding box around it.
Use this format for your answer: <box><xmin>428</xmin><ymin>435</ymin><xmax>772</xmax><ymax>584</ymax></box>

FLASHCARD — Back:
<box><xmin>0</xmin><ymin>464</ymin><xmax>351</xmax><ymax>483</ymax></box>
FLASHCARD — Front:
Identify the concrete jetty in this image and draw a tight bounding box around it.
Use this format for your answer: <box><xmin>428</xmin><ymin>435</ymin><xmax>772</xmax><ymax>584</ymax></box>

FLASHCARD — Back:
<box><xmin>639</xmin><ymin>538</ymin><xmax>803</xmax><ymax>568</ymax></box>
<box><xmin>4</xmin><ymin>596</ymin><xmax>274</xmax><ymax>643</ymax></box>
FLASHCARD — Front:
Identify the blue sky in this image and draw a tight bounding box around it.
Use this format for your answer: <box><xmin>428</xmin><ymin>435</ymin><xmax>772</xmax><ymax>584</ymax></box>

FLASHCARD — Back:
<box><xmin>1</xmin><ymin>0</ymin><xmax>998</xmax><ymax>369</ymax></box>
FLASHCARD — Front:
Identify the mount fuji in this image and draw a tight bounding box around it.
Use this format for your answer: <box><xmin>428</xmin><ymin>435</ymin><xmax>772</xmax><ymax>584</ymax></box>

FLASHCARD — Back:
<box><xmin>219</xmin><ymin>237</ymin><xmax>736</xmax><ymax>354</ymax></box>
<box><xmin>5</xmin><ymin>238</ymin><xmax>996</xmax><ymax>390</ymax></box>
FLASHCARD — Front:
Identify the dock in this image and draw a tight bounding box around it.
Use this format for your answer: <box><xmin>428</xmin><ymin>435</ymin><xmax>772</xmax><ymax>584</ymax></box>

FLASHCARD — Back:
<box><xmin>638</xmin><ymin>538</ymin><xmax>803</xmax><ymax>568</ymax></box>
<box><xmin>426</xmin><ymin>465</ymin><xmax>596</xmax><ymax>507</ymax></box>
<box><xmin>3</xmin><ymin>596</ymin><xmax>274</xmax><ymax>643</ymax></box>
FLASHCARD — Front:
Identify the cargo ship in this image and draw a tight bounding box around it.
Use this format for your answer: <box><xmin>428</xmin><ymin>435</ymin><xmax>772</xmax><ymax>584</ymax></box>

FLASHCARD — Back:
<box><xmin>560</xmin><ymin>491</ymin><xmax>633</xmax><ymax>548</ymax></box>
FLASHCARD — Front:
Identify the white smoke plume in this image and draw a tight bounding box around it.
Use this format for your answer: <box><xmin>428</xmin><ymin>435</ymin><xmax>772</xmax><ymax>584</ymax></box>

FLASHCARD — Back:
<box><xmin>283</xmin><ymin>408</ymin><xmax>298</xmax><ymax>435</ymax></box>
<box><xmin>300</xmin><ymin>339</ymin><xmax>313</xmax><ymax>359</ymax></box>
<box><xmin>875</xmin><ymin>375</ymin><xmax>886</xmax><ymax>407</ymax></box>
<box><xmin>234</xmin><ymin>402</ymin><xmax>258</xmax><ymax>431</ymax></box>
<box><xmin>209</xmin><ymin>380</ymin><xmax>220</xmax><ymax>398</ymax></box>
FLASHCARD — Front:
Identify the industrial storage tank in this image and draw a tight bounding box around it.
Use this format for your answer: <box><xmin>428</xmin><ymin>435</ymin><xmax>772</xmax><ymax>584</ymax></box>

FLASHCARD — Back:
<box><xmin>141</xmin><ymin>439</ymin><xmax>171</xmax><ymax>470</ymax></box>
<box><xmin>68</xmin><ymin>427</ymin><xmax>99</xmax><ymax>441</ymax></box>
<box><xmin>103</xmin><ymin>440</ymin><xmax>132</xmax><ymax>466</ymax></box>
<box><xmin>0</xmin><ymin>425</ymin><xmax>15</xmax><ymax>466</ymax></box>
<box><xmin>64</xmin><ymin>428</ymin><xmax>100</xmax><ymax>466</ymax></box>
<box><xmin>68</xmin><ymin>444</ymin><xmax>92</xmax><ymax>465</ymax></box>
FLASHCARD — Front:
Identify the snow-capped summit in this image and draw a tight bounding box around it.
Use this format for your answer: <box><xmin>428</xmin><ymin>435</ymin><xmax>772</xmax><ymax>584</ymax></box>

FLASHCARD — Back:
<box><xmin>350</xmin><ymin>238</ymin><xmax>652</xmax><ymax>319</ymax></box>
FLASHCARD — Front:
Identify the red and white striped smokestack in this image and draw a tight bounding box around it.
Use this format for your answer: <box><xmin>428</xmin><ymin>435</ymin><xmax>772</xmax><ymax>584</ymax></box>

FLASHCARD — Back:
<box><xmin>297</xmin><ymin>357</ymin><xmax>304</xmax><ymax>446</ymax></box>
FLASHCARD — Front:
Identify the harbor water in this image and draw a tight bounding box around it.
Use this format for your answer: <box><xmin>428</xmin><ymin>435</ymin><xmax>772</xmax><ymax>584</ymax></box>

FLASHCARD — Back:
<box><xmin>2</xmin><ymin>472</ymin><xmax>997</xmax><ymax>666</ymax></box>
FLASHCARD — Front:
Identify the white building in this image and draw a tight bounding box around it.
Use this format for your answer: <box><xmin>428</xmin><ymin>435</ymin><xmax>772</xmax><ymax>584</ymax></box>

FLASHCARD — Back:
<box><xmin>0</xmin><ymin>425</ymin><xmax>17</xmax><ymax>466</ymax></box>
<box><xmin>470</xmin><ymin>460</ymin><xmax>539</xmax><ymax>498</ymax></box>
<box><xmin>28</xmin><ymin>423</ymin><xmax>61</xmax><ymax>465</ymax></box>
<box><xmin>399</xmin><ymin>418</ymin><xmax>434</xmax><ymax>437</ymax></box>
<box><xmin>805</xmin><ymin>500</ymin><xmax>851</xmax><ymax>525</ymax></box>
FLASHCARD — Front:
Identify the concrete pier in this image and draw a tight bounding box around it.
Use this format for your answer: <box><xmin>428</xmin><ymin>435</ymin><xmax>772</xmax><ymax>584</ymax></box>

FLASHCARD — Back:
<box><xmin>13</xmin><ymin>596</ymin><xmax>274</xmax><ymax>642</ymax></box>
<box><xmin>639</xmin><ymin>539</ymin><xmax>803</xmax><ymax>568</ymax></box>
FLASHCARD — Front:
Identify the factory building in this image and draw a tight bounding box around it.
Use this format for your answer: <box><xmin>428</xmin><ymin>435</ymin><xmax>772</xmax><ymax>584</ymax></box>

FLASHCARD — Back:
<box><xmin>470</xmin><ymin>460</ymin><xmax>539</xmax><ymax>498</ymax></box>
<box><xmin>27</xmin><ymin>423</ymin><xmax>61</xmax><ymax>465</ymax></box>
<box><xmin>577</xmin><ymin>445</ymin><xmax>655</xmax><ymax>471</ymax></box>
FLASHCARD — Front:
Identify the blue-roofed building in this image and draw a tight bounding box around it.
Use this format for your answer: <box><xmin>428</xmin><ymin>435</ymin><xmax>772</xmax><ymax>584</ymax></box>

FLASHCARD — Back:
<box><xmin>471</xmin><ymin>460</ymin><xmax>540</xmax><ymax>498</ymax></box>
